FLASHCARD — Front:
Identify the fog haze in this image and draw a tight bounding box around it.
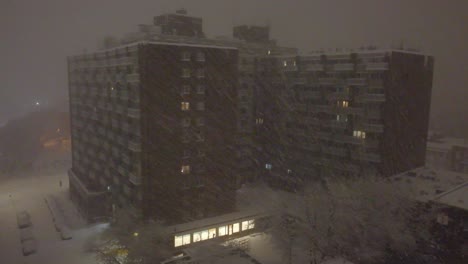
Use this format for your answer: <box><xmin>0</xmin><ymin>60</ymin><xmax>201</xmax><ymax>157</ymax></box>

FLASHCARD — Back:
<box><xmin>1</xmin><ymin>0</ymin><xmax>467</xmax><ymax>131</ymax></box>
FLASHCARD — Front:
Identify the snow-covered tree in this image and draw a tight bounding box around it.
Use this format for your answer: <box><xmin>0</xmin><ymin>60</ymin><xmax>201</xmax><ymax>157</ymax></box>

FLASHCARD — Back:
<box><xmin>260</xmin><ymin>176</ymin><xmax>436</xmax><ymax>263</ymax></box>
<box><xmin>86</xmin><ymin>209</ymin><xmax>172</xmax><ymax>264</ymax></box>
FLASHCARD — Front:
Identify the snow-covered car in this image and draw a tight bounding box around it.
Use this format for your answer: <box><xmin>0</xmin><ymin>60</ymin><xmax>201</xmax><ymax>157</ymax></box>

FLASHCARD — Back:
<box><xmin>16</xmin><ymin>211</ymin><xmax>31</xmax><ymax>228</ymax></box>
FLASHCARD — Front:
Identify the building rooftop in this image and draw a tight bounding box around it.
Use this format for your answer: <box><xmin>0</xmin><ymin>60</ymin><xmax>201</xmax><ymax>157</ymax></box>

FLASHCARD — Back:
<box><xmin>300</xmin><ymin>48</ymin><xmax>428</xmax><ymax>57</ymax></box>
<box><xmin>387</xmin><ymin>167</ymin><xmax>468</xmax><ymax>202</ymax></box>
<box><xmin>432</xmin><ymin>181</ymin><xmax>468</xmax><ymax>211</ymax></box>
<box><xmin>427</xmin><ymin>136</ymin><xmax>468</xmax><ymax>151</ymax></box>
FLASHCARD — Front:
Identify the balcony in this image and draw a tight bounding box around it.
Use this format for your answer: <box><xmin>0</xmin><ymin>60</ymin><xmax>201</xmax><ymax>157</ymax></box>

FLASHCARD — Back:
<box><xmin>129</xmin><ymin>172</ymin><xmax>142</xmax><ymax>185</ymax></box>
<box><xmin>362</xmin><ymin>123</ymin><xmax>384</xmax><ymax>133</ymax></box>
<box><xmin>318</xmin><ymin>78</ymin><xmax>336</xmax><ymax>86</ymax></box>
<box><xmin>301</xmin><ymin>91</ymin><xmax>321</xmax><ymax>99</ymax></box>
<box><xmin>304</xmin><ymin>65</ymin><xmax>324</xmax><ymax>72</ymax></box>
<box><xmin>366</xmin><ymin>62</ymin><xmax>389</xmax><ymax>71</ymax></box>
<box><xmin>283</xmin><ymin>65</ymin><xmax>298</xmax><ymax>72</ymax></box>
<box><xmin>347</xmin><ymin>78</ymin><xmax>366</xmax><ymax>86</ymax></box>
<box><xmin>327</xmin><ymin>92</ymin><xmax>350</xmax><ymax>101</ymax></box>
<box><xmin>325</xmin><ymin>120</ymin><xmax>348</xmax><ymax>129</ymax></box>
<box><xmin>335</xmin><ymin>106</ymin><xmax>364</xmax><ymax>115</ymax></box>
<box><xmin>321</xmin><ymin>146</ymin><xmax>348</xmax><ymax>157</ymax></box>
<box><xmin>351</xmin><ymin>151</ymin><xmax>381</xmax><ymax>163</ymax></box>
<box><xmin>127</xmin><ymin>74</ymin><xmax>140</xmax><ymax>83</ymax></box>
<box><xmin>366</xmin><ymin>109</ymin><xmax>382</xmax><ymax>119</ymax></box>
<box><xmin>333</xmin><ymin>63</ymin><xmax>354</xmax><ymax>71</ymax></box>
<box><xmin>128</xmin><ymin>108</ymin><xmax>140</xmax><ymax>118</ymax></box>
<box><xmin>129</xmin><ymin>140</ymin><xmax>141</xmax><ymax>152</ymax></box>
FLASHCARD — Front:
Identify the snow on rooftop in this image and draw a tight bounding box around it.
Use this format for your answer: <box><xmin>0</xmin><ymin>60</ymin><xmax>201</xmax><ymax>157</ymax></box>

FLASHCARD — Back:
<box><xmin>388</xmin><ymin>167</ymin><xmax>468</xmax><ymax>202</ymax></box>
<box><xmin>427</xmin><ymin>136</ymin><xmax>468</xmax><ymax>150</ymax></box>
<box><xmin>433</xmin><ymin>181</ymin><xmax>468</xmax><ymax>211</ymax></box>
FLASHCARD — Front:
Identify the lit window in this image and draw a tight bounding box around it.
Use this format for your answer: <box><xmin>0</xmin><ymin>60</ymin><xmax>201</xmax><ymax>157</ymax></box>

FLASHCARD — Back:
<box><xmin>196</xmin><ymin>102</ymin><xmax>205</xmax><ymax>111</ymax></box>
<box><xmin>283</xmin><ymin>61</ymin><xmax>287</xmax><ymax>67</ymax></box>
<box><xmin>175</xmin><ymin>235</ymin><xmax>183</xmax><ymax>247</ymax></box>
<box><xmin>196</xmin><ymin>52</ymin><xmax>205</xmax><ymax>62</ymax></box>
<box><xmin>248</xmin><ymin>220</ymin><xmax>255</xmax><ymax>229</ymax></box>
<box><xmin>242</xmin><ymin>221</ymin><xmax>249</xmax><ymax>231</ymax></box>
<box><xmin>174</xmin><ymin>234</ymin><xmax>191</xmax><ymax>247</ymax></box>
<box><xmin>201</xmin><ymin>230</ymin><xmax>209</xmax><ymax>241</ymax></box>
<box><xmin>353</xmin><ymin>130</ymin><xmax>366</xmax><ymax>139</ymax></box>
<box><xmin>197</xmin><ymin>69</ymin><xmax>205</xmax><ymax>78</ymax></box>
<box><xmin>208</xmin><ymin>228</ymin><xmax>216</xmax><ymax>239</ymax></box>
<box><xmin>267</xmin><ymin>50</ymin><xmax>271</xmax><ymax>55</ymax></box>
<box><xmin>193</xmin><ymin>232</ymin><xmax>201</xmax><ymax>242</ymax></box>
<box><xmin>337</xmin><ymin>100</ymin><xmax>349</xmax><ymax>108</ymax></box>
<box><xmin>182</xmin><ymin>234</ymin><xmax>191</xmax><ymax>245</ymax></box>
<box><xmin>293</xmin><ymin>61</ymin><xmax>296</xmax><ymax>66</ymax></box>
<box><xmin>181</xmin><ymin>102</ymin><xmax>190</xmax><ymax>111</ymax></box>
<box><xmin>265</xmin><ymin>163</ymin><xmax>272</xmax><ymax>170</ymax></box>
<box><xmin>287</xmin><ymin>169</ymin><xmax>292</xmax><ymax>174</ymax></box>
<box><xmin>196</xmin><ymin>85</ymin><xmax>205</xmax><ymax>94</ymax></box>
<box><xmin>182</xmin><ymin>85</ymin><xmax>190</xmax><ymax>95</ymax></box>
<box><xmin>181</xmin><ymin>51</ymin><xmax>190</xmax><ymax>61</ymax></box>
<box><xmin>182</xmin><ymin>68</ymin><xmax>190</xmax><ymax>78</ymax></box>
<box><xmin>181</xmin><ymin>165</ymin><xmax>190</xmax><ymax>174</ymax></box>
<box><xmin>256</xmin><ymin>118</ymin><xmax>264</xmax><ymax>125</ymax></box>
<box><xmin>218</xmin><ymin>226</ymin><xmax>227</xmax><ymax>236</ymax></box>
<box><xmin>233</xmin><ymin>223</ymin><xmax>240</xmax><ymax>233</ymax></box>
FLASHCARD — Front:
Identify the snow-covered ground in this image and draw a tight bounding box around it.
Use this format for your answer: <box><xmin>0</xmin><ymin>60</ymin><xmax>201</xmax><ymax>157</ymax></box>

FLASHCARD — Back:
<box><xmin>0</xmin><ymin>167</ymin><xmax>105</xmax><ymax>264</ymax></box>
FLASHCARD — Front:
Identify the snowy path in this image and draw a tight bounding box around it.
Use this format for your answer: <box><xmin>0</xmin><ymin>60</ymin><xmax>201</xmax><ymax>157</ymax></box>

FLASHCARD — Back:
<box><xmin>0</xmin><ymin>170</ymin><xmax>103</xmax><ymax>264</ymax></box>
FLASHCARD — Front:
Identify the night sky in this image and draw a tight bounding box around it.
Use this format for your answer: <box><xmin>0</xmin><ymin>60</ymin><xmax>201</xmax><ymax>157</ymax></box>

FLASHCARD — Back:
<box><xmin>1</xmin><ymin>0</ymin><xmax>467</xmax><ymax>127</ymax></box>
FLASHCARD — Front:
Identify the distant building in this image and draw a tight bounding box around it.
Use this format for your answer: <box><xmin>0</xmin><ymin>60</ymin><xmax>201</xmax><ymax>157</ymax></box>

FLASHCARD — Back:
<box><xmin>154</xmin><ymin>8</ymin><xmax>204</xmax><ymax>38</ymax></box>
<box><xmin>67</xmin><ymin>42</ymin><xmax>238</xmax><ymax>224</ymax></box>
<box><xmin>426</xmin><ymin>135</ymin><xmax>468</xmax><ymax>173</ymax></box>
<box><xmin>255</xmin><ymin>49</ymin><xmax>434</xmax><ymax>187</ymax></box>
<box><xmin>233</xmin><ymin>25</ymin><xmax>270</xmax><ymax>44</ymax></box>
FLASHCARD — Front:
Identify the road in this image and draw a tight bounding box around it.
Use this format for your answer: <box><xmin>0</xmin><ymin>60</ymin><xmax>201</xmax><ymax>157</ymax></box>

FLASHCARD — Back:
<box><xmin>0</xmin><ymin>170</ymin><xmax>104</xmax><ymax>264</ymax></box>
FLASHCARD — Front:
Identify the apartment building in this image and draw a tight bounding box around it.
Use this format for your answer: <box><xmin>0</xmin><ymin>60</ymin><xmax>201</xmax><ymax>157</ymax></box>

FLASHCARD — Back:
<box><xmin>106</xmin><ymin>10</ymin><xmax>296</xmax><ymax>187</ymax></box>
<box><xmin>67</xmin><ymin>42</ymin><xmax>238</xmax><ymax>223</ymax></box>
<box><xmin>255</xmin><ymin>49</ymin><xmax>434</xmax><ymax>187</ymax></box>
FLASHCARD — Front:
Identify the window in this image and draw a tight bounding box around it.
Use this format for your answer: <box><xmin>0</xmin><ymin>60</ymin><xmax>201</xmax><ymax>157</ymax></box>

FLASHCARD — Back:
<box><xmin>193</xmin><ymin>232</ymin><xmax>201</xmax><ymax>242</ymax></box>
<box><xmin>233</xmin><ymin>223</ymin><xmax>240</xmax><ymax>233</ymax></box>
<box><xmin>336</xmin><ymin>114</ymin><xmax>348</xmax><ymax>122</ymax></box>
<box><xmin>182</xmin><ymin>130</ymin><xmax>190</xmax><ymax>142</ymax></box>
<box><xmin>181</xmin><ymin>118</ymin><xmax>190</xmax><ymax>127</ymax></box>
<box><xmin>196</xmin><ymin>85</ymin><xmax>205</xmax><ymax>94</ymax></box>
<box><xmin>198</xmin><ymin>149</ymin><xmax>205</xmax><ymax>157</ymax></box>
<box><xmin>181</xmin><ymin>165</ymin><xmax>190</xmax><ymax>174</ymax></box>
<box><xmin>181</xmin><ymin>85</ymin><xmax>190</xmax><ymax>95</ymax></box>
<box><xmin>208</xmin><ymin>228</ymin><xmax>216</xmax><ymax>239</ymax></box>
<box><xmin>195</xmin><ymin>131</ymin><xmax>204</xmax><ymax>142</ymax></box>
<box><xmin>181</xmin><ymin>51</ymin><xmax>190</xmax><ymax>61</ymax></box>
<box><xmin>196</xmin><ymin>117</ymin><xmax>204</xmax><ymax>126</ymax></box>
<box><xmin>181</xmin><ymin>102</ymin><xmax>190</xmax><ymax>111</ymax></box>
<box><xmin>196</xmin><ymin>102</ymin><xmax>205</xmax><ymax>111</ymax></box>
<box><xmin>242</xmin><ymin>220</ymin><xmax>255</xmax><ymax>231</ymax></box>
<box><xmin>353</xmin><ymin>130</ymin><xmax>366</xmax><ymax>139</ymax></box>
<box><xmin>183</xmin><ymin>149</ymin><xmax>191</xmax><ymax>158</ymax></box>
<box><xmin>265</xmin><ymin>163</ymin><xmax>272</xmax><ymax>170</ymax></box>
<box><xmin>197</xmin><ymin>69</ymin><xmax>205</xmax><ymax>78</ymax></box>
<box><xmin>256</xmin><ymin>118</ymin><xmax>264</xmax><ymax>125</ymax></box>
<box><xmin>182</xmin><ymin>68</ymin><xmax>190</xmax><ymax>78</ymax></box>
<box><xmin>196</xmin><ymin>52</ymin><xmax>205</xmax><ymax>62</ymax></box>
<box><xmin>201</xmin><ymin>230</ymin><xmax>209</xmax><ymax>241</ymax></box>
<box><xmin>337</xmin><ymin>100</ymin><xmax>349</xmax><ymax>108</ymax></box>
<box><xmin>283</xmin><ymin>61</ymin><xmax>287</xmax><ymax>67</ymax></box>
<box><xmin>218</xmin><ymin>226</ymin><xmax>227</xmax><ymax>236</ymax></box>
<box><xmin>174</xmin><ymin>234</ymin><xmax>191</xmax><ymax>247</ymax></box>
